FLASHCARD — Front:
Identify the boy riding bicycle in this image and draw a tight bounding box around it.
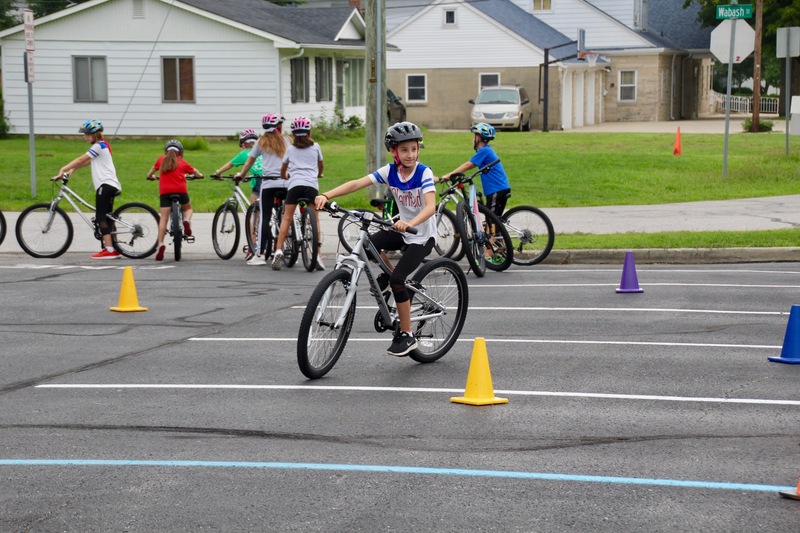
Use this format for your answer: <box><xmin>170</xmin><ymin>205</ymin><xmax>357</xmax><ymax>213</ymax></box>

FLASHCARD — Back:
<box><xmin>314</xmin><ymin>121</ymin><xmax>437</xmax><ymax>356</ymax></box>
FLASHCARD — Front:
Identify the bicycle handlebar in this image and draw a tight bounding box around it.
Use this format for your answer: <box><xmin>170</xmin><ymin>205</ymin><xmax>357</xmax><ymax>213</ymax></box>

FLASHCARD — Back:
<box><xmin>147</xmin><ymin>174</ymin><xmax>204</xmax><ymax>181</ymax></box>
<box><xmin>210</xmin><ymin>174</ymin><xmax>282</xmax><ymax>182</ymax></box>
<box><xmin>324</xmin><ymin>201</ymin><xmax>418</xmax><ymax>235</ymax></box>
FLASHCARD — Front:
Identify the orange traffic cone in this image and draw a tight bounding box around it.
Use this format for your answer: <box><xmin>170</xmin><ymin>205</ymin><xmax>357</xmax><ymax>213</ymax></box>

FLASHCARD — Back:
<box><xmin>673</xmin><ymin>127</ymin><xmax>682</xmax><ymax>156</ymax></box>
<box><xmin>110</xmin><ymin>266</ymin><xmax>148</xmax><ymax>312</ymax></box>
<box><xmin>451</xmin><ymin>338</ymin><xmax>508</xmax><ymax>406</ymax></box>
<box><xmin>779</xmin><ymin>477</ymin><xmax>800</xmax><ymax>500</ymax></box>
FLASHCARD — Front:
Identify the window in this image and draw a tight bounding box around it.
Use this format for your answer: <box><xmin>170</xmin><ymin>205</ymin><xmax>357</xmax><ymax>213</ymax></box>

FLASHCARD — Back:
<box><xmin>532</xmin><ymin>0</ymin><xmax>551</xmax><ymax>10</ymax></box>
<box><xmin>407</xmin><ymin>74</ymin><xmax>426</xmax><ymax>103</ymax></box>
<box><xmin>479</xmin><ymin>73</ymin><xmax>500</xmax><ymax>91</ymax></box>
<box><xmin>291</xmin><ymin>57</ymin><xmax>309</xmax><ymax>103</ymax></box>
<box><xmin>73</xmin><ymin>56</ymin><xmax>108</xmax><ymax>102</ymax></box>
<box><xmin>315</xmin><ymin>57</ymin><xmax>333</xmax><ymax>102</ymax></box>
<box><xmin>162</xmin><ymin>57</ymin><xmax>195</xmax><ymax>102</ymax></box>
<box><xmin>444</xmin><ymin>9</ymin><xmax>456</xmax><ymax>26</ymax></box>
<box><xmin>619</xmin><ymin>70</ymin><xmax>637</xmax><ymax>101</ymax></box>
<box><xmin>343</xmin><ymin>58</ymin><xmax>365</xmax><ymax>107</ymax></box>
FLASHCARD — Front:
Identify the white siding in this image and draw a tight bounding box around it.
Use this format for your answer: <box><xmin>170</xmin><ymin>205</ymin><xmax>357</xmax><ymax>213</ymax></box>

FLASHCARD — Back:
<box><xmin>586</xmin><ymin>0</ymin><xmax>635</xmax><ymax>28</ymax></box>
<box><xmin>0</xmin><ymin>0</ymin><xmax>362</xmax><ymax>136</ymax></box>
<box><xmin>387</xmin><ymin>3</ymin><xmax>542</xmax><ymax>69</ymax></box>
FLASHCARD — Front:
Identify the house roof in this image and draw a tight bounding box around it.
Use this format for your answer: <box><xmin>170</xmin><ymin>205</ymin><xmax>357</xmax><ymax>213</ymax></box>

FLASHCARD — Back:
<box><xmin>178</xmin><ymin>0</ymin><xmax>365</xmax><ymax>47</ymax></box>
<box><xmin>468</xmin><ymin>0</ymin><xmax>577</xmax><ymax>59</ymax></box>
<box><xmin>637</xmin><ymin>0</ymin><xmax>712</xmax><ymax>51</ymax></box>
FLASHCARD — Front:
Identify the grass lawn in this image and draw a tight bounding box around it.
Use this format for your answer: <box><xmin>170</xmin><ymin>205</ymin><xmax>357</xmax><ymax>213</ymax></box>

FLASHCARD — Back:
<box><xmin>2</xmin><ymin>129</ymin><xmax>799</xmax><ymax>248</ymax></box>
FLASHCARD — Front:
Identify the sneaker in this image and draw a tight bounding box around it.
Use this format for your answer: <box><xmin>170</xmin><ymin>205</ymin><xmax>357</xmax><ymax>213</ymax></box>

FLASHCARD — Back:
<box><xmin>183</xmin><ymin>220</ymin><xmax>192</xmax><ymax>237</ymax></box>
<box><xmin>387</xmin><ymin>331</ymin><xmax>417</xmax><ymax>357</ymax></box>
<box><xmin>91</xmin><ymin>249</ymin><xmax>121</xmax><ymax>259</ymax></box>
<box><xmin>247</xmin><ymin>255</ymin><xmax>267</xmax><ymax>266</ymax></box>
<box><xmin>155</xmin><ymin>245</ymin><xmax>166</xmax><ymax>261</ymax></box>
<box><xmin>271</xmin><ymin>250</ymin><xmax>284</xmax><ymax>270</ymax></box>
<box><xmin>315</xmin><ymin>255</ymin><xmax>325</xmax><ymax>271</ymax></box>
<box><xmin>244</xmin><ymin>249</ymin><xmax>255</xmax><ymax>261</ymax></box>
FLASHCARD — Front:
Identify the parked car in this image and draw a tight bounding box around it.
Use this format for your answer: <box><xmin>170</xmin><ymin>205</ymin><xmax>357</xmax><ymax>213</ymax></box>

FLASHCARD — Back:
<box><xmin>469</xmin><ymin>85</ymin><xmax>533</xmax><ymax>131</ymax></box>
<box><xmin>387</xmin><ymin>88</ymin><xmax>406</xmax><ymax>123</ymax></box>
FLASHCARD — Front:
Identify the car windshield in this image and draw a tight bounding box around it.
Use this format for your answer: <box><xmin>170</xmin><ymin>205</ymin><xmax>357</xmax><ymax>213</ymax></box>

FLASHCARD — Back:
<box><xmin>476</xmin><ymin>89</ymin><xmax>519</xmax><ymax>105</ymax></box>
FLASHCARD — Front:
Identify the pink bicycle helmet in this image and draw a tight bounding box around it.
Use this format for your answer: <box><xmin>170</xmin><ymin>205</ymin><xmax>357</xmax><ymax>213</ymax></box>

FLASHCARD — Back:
<box><xmin>239</xmin><ymin>128</ymin><xmax>258</xmax><ymax>145</ymax></box>
<box><xmin>290</xmin><ymin>116</ymin><xmax>312</xmax><ymax>136</ymax></box>
<box><xmin>262</xmin><ymin>113</ymin><xmax>285</xmax><ymax>132</ymax></box>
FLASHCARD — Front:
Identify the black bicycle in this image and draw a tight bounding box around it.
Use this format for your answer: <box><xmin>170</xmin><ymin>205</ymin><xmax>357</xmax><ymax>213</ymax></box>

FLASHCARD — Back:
<box><xmin>148</xmin><ymin>174</ymin><xmax>202</xmax><ymax>261</ymax></box>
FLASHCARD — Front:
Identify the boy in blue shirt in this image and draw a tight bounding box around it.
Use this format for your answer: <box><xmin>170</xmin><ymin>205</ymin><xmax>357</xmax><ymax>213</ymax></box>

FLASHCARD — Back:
<box><xmin>441</xmin><ymin>123</ymin><xmax>510</xmax><ymax>218</ymax></box>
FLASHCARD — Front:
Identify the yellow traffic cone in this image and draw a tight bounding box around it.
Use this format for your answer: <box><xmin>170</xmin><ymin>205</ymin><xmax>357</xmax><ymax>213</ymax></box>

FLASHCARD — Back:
<box><xmin>779</xmin><ymin>477</ymin><xmax>800</xmax><ymax>500</ymax></box>
<box><xmin>450</xmin><ymin>337</ymin><xmax>508</xmax><ymax>406</ymax></box>
<box><xmin>110</xmin><ymin>266</ymin><xmax>148</xmax><ymax>312</ymax></box>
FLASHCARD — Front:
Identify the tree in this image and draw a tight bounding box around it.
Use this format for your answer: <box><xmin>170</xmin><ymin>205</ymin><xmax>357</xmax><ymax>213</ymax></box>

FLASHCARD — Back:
<box><xmin>25</xmin><ymin>0</ymin><xmax>91</xmax><ymax>18</ymax></box>
<box><xmin>0</xmin><ymin>0</ymin><xmax>20</xmax><ymax>30</ymax></box>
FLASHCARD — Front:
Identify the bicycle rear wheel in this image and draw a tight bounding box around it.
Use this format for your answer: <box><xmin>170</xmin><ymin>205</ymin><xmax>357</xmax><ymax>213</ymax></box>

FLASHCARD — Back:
<box><xmin>171</xmin><ymin>202</ymin><xmax>182</xmax><ymax>261</ymax></box>
<box><xmin>244</xmin><ymin>203</ymin><xmax>259</xmax><ymax>256</ymax></box>
<box><xmin>283</xmin><ymin>209</ymin><xmax>299</xmax><ymax>267</ymax></box>
<box><xmin>0</xmin><ymin>210</ymin><xmax>6</xmax><ymax>247</ymax></box>
<box><xmin>297</xmin><ymin>269</ymin><xmax>357</xmax><ymax>379</ymax></box>
<box><xmin>408</xmin><ymin>258</ymin><xmax>469</xmax><ymax>363</ymax></box>
<box><xmin>337</xmin><ymin>209</ymin><xmax>379</xmax><ymax>253</ymax></box>
<box><xmin>456</xmin><ymin>202</ymin><xmax>485</xmax><ymax>277</ymax></box>
<box><xmin>111</xmin><ymin>202</ymin><xmax>159</xmax><ymax>258</ymax></box>
<box><xmin>503</xmin><ymin>205</ymin><xmax>555</xmax><ymax>266</ymax></box>
<box><xmin>15</xmin><ymin>204</ymin><xmax>74</xmax><ymax>258</ymax></box>
<box><xmin>431</xmin><ymin>207</ymin><xmax>461</xmax><ymax>260</ymax></box>
<box><xmin>212</xmin><ymin>203</ymin><xmax>240</xmax><ymax>260</ymax></box>
<box><xmin>300</xmin><ymin>207</ymin><xmax>319</xmax><ymax>272</ymax></box>
<box><xmin>481</xmin><ymin>204</ymin><xmax>513</xmax><ymax>272</ymax></box>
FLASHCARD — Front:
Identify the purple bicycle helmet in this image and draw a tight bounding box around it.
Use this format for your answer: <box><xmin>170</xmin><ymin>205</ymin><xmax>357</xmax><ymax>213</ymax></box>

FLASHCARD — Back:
<box><xmin>290</xmin><ymin>116</ymin><xmax>312</xmax><ymax>136</ymax></box>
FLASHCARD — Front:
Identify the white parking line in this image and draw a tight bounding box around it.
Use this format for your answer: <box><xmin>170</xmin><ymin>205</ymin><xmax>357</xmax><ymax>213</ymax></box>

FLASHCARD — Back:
<box><xmin>35</xmin><ymin>383</ymin><xmax>800</xmax><ymax>406</ymax></box>
<box><xmin>289</xmin><ymin>305</ymin><xmax>786</xmax><ymax>316</ymax></box>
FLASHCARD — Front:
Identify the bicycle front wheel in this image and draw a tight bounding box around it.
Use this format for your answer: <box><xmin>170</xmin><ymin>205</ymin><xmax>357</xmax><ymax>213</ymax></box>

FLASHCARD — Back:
<box><xmin>456</xmin><ymin>202</ymin><xmax>485</xmax><ymax>277</ymax></box>
<box><xmin>0</xmin><ymin>210</ymin><xmax>6</xmax><ymax>247</ymax></box>
<box><xmin>112</xmin><ymin>202</ymin><xmax>159</xmax><ymax>258</ymax></box>
<box><xmin>297</xmin><ymin>269</ymin><xmax>357</xmax><ymax>379</ymax></box>
<box><xmin>432</xmin><ymin>207</ymin><xmax>461</xmax><ymax>259</ymax></box>
<box><xmin>171</xmin><ymin>202</ymin><xmax>182</xmax><ymax>261</ymax></box>
<box><xmin>15</xmin><ymin>204</ymin><xmax>74</xmax><ymax>258</ymax></box>
<box><xmin>503</xmin><ymin>205</ymin><xmax>555</xmax><ymax>266</ymax></box>
<box><xmin>481</xmin><ymin>204</ymin><xmax>514</xmax><ymax>272</ymax></box>
<box><xmin>212</xmin><ymin>203</ymin><xmax>240</xmax><ymax>260</ymax></box>
<box><xmin>300</xmin><ymin>207</ymin><xmax>319</xmax><ymax>272</ymax></box>
<box><xmin>408</xmin><ymin>257</ymin><xmax>469</xmax><ymax>363</ymax></box>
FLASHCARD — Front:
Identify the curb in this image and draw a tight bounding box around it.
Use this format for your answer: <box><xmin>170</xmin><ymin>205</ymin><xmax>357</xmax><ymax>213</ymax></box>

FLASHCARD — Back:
<box><xmin>543</xmin><ymin>247</ymin><xmax>800</xmax><ymax>264</ymax></box>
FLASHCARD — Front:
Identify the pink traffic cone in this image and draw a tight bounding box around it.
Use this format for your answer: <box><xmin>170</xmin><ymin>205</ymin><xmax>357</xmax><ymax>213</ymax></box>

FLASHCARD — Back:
<box><xmin>616</xmin><ymin>251</ymin><xmax>644</xmax><ymax>293</ymax></box>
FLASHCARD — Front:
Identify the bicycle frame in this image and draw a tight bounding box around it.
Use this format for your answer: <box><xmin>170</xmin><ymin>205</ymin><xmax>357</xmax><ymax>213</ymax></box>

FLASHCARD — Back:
<box><xmin>325</xmin><ymin>207</ymin><xmax>445</xmax><ymax>331</ymax></box>
<box><xmin>47</xmin><ymin>178</ymin><xmax>139</xmax><ymax>239</ymax></box>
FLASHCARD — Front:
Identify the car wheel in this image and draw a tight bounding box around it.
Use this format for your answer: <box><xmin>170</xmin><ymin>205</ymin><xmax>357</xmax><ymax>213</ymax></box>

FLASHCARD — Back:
<box><xmin>524</xmin><ymin>115</ymin><xmax>532</xmax><ymax>131</ymax></box>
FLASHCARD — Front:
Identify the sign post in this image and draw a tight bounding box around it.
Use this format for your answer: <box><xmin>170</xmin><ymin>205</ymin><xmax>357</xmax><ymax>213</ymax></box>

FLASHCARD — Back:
<box><xmin>23</xmin><ymin>9</ymin><xmax>36</xmax><ymax>197</ymax></box>
<box><xmin>710</xmin><ymin>3</ymin><xmax>754</xmax><ymax>177</ymax></box>
<box><xmin>777</xmin><ymin>27</ymin><xmax>800</xmax><ymax>155</ymax></box>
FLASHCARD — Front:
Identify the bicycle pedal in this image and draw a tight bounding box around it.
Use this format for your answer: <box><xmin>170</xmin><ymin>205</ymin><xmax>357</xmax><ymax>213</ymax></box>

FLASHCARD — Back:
<box><xmin>185</xmin><ymin>235</ymin><xmax>195</xmax><ymax>243</ymax></box>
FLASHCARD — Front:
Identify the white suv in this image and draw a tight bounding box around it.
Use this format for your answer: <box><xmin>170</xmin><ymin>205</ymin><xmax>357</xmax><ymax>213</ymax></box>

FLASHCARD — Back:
<box><xmin>469</xmin><ymin>85</ymin><xmax>533</xmax><ymax>131</ymax></box>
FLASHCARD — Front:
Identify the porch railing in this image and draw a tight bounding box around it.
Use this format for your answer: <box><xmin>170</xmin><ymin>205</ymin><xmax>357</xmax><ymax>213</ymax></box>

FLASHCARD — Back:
<box><xmin>710</xmin><ymin>90</ymin><xmax>780</xmax><ymax>114</ymax></box>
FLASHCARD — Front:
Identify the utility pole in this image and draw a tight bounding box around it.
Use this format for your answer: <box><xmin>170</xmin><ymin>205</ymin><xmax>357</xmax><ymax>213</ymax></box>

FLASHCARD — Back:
<box><xmin>751</xmin><ymin>0</ymin><xmax>763</xmax><ymax>132</ymax></box>
<box><xmin>364</xmin><ymin>0</ymin><xmax>386</xmax><ymax>200</ymax></box>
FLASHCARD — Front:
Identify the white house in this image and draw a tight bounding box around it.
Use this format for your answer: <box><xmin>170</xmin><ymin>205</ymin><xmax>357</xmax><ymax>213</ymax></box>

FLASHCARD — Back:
<box><xmin>0</xmin><ymin>0</ymin><xmax>369</xmax><ymax>136</ymax></box>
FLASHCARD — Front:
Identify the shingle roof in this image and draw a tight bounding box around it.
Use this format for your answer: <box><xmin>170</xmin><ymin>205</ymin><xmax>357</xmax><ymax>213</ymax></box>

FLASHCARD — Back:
<box><xmin>468</xmin><ymin>0</ymin><xmax>577</xmax><ymax>59</ymax></box>
<box><xmin>178</xmin><ymin>0</ymin><xmax>364</xmax><ymax>46</ymax></box>
<box><xmin>638</xmin><ymin>0</ymin><xmax>712</xmax><ymax>50</ymax></box>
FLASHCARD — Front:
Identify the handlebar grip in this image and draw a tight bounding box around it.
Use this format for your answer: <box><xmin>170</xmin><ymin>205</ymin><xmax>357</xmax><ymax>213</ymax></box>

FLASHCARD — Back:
<box><xmin>405</xmin><ymin>227</ymin><xmax>418</xmax><ymax>235</ymax></box>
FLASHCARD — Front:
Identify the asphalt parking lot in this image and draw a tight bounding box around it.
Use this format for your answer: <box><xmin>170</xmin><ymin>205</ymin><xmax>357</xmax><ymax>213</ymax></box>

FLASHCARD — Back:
<box><xmin>1</xmin><ymin>254</ymin><xmax>799</xmax><ymax>531</ymax></box>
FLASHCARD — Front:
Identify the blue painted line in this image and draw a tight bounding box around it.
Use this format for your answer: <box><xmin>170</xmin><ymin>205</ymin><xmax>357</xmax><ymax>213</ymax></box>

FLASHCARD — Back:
<box><xmin>0</xmin><ymin>459</ymin><xmax>792</xmax><ymax>493</ymax></box>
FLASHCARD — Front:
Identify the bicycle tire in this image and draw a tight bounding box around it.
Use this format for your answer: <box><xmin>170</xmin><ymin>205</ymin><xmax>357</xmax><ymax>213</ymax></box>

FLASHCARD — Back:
<box><xmin>0</xmin><ymin>210</ymin><xmax>6</xmax><ymax>247</ymax></box>
<box><xmin>300</xmin><ymin>207</ymin><xmax>319</xmax><ymax>272</ymax></box>
<box><xmin>15</xmin><ymin>204</ymin><xmax>74</xmax><ymax>258</ymax></box>
<box><xmin>481</xmin><ymin>204</ymin><xmax>514</xmax><ymax>272</ymax></box>
<box><xmin>456</xmin><ymin>202</ymin><xmax>485</xmax><ymax>277</ymax></box>
<box><xmin>503</xmin><ymin>205</ymin><xmax>555</xmax><ymax>266</ymax></box>
<box><xmin>244</xmin><ymin>203</ymin><xmax>259</xmax><ymax>256</ymax></box>
<box><xmin>408</xmin><ymin>257</ymin><xmax>469</xmax><ymax>363</ymax></box>
<box><xmin>297</xmin><ymin>268</ymin><xmax>357</xmax><ymax>379</ymax></box>
<box><xmin>111</xmin><ymin>202</ymin><xmax>159</xmax><ymax>259</ymax></box>
<box><xmin>211</xmin><ymin>203</ymin><xmax>239</xmax><ymax>260</ymax></box>
<box><xmin>337</xmin><ymin>209</ymin><xmax>380</xmax><ymax>254</ymax></box>
<box><xmin>284</xmin><ymin>210</ymin><xmax>299</xmax><ymax>268</ymax></box>
<box><xmin>171</xmin><ymin>201</ymin><xmax>182</xmax><ymax>261</ymax></box>
<box><xmin>433</xmin><ymin>207</ymin><xmax>461</xmax><ymax>259</ymax></box>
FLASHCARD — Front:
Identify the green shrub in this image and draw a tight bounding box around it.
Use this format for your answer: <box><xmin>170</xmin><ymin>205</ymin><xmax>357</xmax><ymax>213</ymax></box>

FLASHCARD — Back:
<box><xmin>741</xmin><ymin>117</ymin><xmax>773</xmax><ymax>132</ymax></box>
<box><xmin>0</xmin><ymin>89</ymin><xmax>10</xmax><ymax>137</ymax></box>
<box><xmin>179</xmin><ymin>136</ymin><xmax>209</xmax><ymax>151</ymax></box>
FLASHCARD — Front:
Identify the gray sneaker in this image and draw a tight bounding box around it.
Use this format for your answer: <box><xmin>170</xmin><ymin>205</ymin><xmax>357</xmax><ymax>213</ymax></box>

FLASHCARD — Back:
<box><xmin>387</xmin><ymin>331</ymin><xmax>417</xmax><ymax>357</ymax></box>
<box><xmin>271</xmin><ymin>250</ymin><xmax>284</xmax><ymax>270</ymax></box>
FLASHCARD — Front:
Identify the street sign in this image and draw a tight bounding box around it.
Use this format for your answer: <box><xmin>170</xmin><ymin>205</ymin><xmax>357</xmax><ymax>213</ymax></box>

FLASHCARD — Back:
<box><xmin>777</xmin><ymin>27</ymin><xmax>800</xmax><ymax>58</ymax></box>
<box><xmin>23</xmin><ymin>9</ymin><xmax>34</xmax><ymax>51</ymax></box>
<box><xmin>710</xmin><ymin>19</ymin><xmax>755</xmax><ymax>63</ymax></box>
<box><xmin>716</xmin><ymin>4</ymin><xmax>752</xmax><ymax>19</ymax></box>
<box><xmin>25</xmin><ymin>51</ymin><xmax>34</xmax><ymax>83</ymax></box>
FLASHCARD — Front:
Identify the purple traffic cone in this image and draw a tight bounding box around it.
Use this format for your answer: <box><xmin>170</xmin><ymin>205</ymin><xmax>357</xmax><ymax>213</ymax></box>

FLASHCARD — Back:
<box><xmin>616</xmin><ymin>251</ymin><xmax>644</xmax><ymax>293</ymax></box>
<box><xmin>769</xmin><ymin>305</ymin><xmax>800</xmax><ymax>364</ymax></box>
